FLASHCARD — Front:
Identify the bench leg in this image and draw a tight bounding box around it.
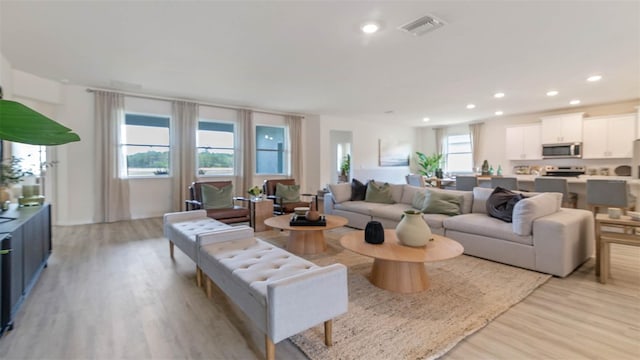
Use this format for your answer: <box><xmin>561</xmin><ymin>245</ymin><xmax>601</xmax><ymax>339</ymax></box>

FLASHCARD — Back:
<box><xmin>324</xmin><ymin>319</ymin><xmax>333</xmax><ymax>346</ymax></box>
<box><xmin>169</xmin><ymin>241</ymin><xmax>174</xmax><ymax>259</ymax></box>
<box><xmin>206</xmin><ymin>277</ymin><xmax>213</xmax><ymax>299</ymax></box>
<box><xmin>196</xmin><ymin>266</ymin><xmax>202</xmax><ymax>288</ymax></box>
<box><xmin>265</xmin><ymin>336</ymin><xmax>275</xmax><ymax>360</ymax></box>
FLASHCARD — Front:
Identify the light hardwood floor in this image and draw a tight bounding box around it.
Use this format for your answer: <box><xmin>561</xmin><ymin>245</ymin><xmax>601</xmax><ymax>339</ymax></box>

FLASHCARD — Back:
<box><xmin>0</xmin><ymin>218</ymin><xmax>638</xmax><ymax>359</ymax></box>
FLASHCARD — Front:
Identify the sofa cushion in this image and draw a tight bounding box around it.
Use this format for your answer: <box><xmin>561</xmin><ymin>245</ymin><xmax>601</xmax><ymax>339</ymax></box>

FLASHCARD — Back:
<box><xmin>327</xmin><ymin>183</ymin><xmax>351</xmax><ymax>203</ymax></box>
<box><xmin>426</xmin><ymin>188</ymin><xmax>473</xmax><ymax>214</ymax></box>
<box><xmin>201</xmin><ymin>183</ymin><xmax>234</xmax><ymax>209</ymax></box>
<box><xmin>370</xmin><ymin>203</ymin><xmax>414</xmax><ymax>221</ymax></box>
<box><xmin>350</xmin><ymin>178</ymin><xmax>367</xmax><ymax>201</ymax></box>
<box><xmin>422</xmin><ymin>213</ymin><xmax>449</xmax><ymax>230</ymax></box>
<box><xmin>443</xmin><ymin>213</ymin><xmax>533</xmax><ymax>245</ymax></box>
<box><xmin>422</xmin><ymin>190</ymin><xmax>463</xmax><ymax>216</ymax></box>
<box><xmin>334</xmin><ymin>201</ymin><xmax>385</xmax><ymax>216</ymax></box>
<box><xmin>512</xmin><ymin>193</ymin><xmax>562</xmax><ymax>236</ymax></box>
<box><xmin>472</xmin><ymin>187</ymin><xmax>493</xmax><ymax>214</ymax></box>
<box><xmin>486</xmin><ymin>187</ymin><xmax>525</xmax><ymax>223</ymax></box>
<box><xmin>412</xmin><ymin>191</ymin><xmax>427</xmax><ymax>210</ymax></box>
<box><xmin>401</xmin><ymin>184</ymin><xmax>426</xmax><ymax>205</ymax></box>
<box><xmin>275</xmin><ymin>183</ymin><xmax>301</xmax><ymax>203</ymax></box>
<box><xmin>365</xmin><ymin>181</ymin><xmax>395</xmax><ymax>204</ymax></box>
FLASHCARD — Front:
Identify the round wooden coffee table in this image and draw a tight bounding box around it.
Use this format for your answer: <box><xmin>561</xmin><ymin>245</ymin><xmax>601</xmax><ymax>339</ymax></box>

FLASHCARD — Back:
<box><xmin>340</xmin><ymin>229</ymin><xmax>464</xmax><ymax>293</ymax></box>
<box><xmin>264</xmin><ymin>214</ymin><xmax>348</xmax><ymax>255</ymax></box>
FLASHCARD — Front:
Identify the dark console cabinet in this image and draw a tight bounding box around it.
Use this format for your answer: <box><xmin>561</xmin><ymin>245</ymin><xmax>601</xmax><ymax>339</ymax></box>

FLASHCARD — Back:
<box><xmin>0</xmin><ymin>204</ymin><xmax>51</xmax><ymax>336</ymax></box>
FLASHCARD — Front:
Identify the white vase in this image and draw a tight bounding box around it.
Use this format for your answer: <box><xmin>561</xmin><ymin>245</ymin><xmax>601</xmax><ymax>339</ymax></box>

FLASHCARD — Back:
<box><xmin>395</xmin><ymin>210</ymin><xmax>432</xmax><ymax>247</ymax></box>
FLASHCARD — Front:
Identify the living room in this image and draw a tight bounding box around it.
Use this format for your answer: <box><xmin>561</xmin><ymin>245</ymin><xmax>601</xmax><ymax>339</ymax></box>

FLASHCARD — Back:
<box><xmin>1</xmin><ymin>1</ymin><xmax>639</xmax><ymax>359</ymax></box>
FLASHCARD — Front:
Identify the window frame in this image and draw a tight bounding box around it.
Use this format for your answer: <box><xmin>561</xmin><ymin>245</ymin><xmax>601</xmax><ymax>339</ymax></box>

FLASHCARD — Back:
<box><xmin>255</xmin><ymin>124</ymin><xmax>288</xmax><ymax>176</ymax></box>
<box><xmin>196</xmin><ymin>119</ymin><xmax>237</xmax><ymax>177</ymax></box>
<box><xmin>443</xmin><ymin>133</ymin><xmax>473</xmax><ymax>175</ymax></box>
<box><xmin>121</xmin><ymin>112</ymin><xmax>172</xmax><ymax>179</ymax></box>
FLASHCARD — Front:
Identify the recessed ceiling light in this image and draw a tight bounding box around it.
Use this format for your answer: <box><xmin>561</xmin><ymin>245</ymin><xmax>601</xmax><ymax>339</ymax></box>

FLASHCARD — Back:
<box><xmin>494</xmin><ymin>92</ymin><xmax>505</xmax><ymax>98</ymax></box>
<box><xmin>361</xmin><ymin>22</ymin><xmax>380</xmax><ymax>34</ymax></box>
<box><xmin>546</xmin><ymin>90</ymin><xmax>559</xmax><ymax>97</ymax></box>
<box><xmin>422</xmin><ymin>117</ymin><xmax>430</xmax><ymax>122</ymax></box>
<box><xmin>569</xmin><ymin>99</ymin><xmax>581</xmax><ymax>105</ymax></box>
<box><xmin>466</xmin><ymin>104</ymin><xmax>476</xmax><ymax>109</ymax></box>
<box><xmin>495</xmin><ymin>111</ymin><xmax>504</xmax><ymax>116</ymax></box>
<box><xmin>587</xmin><ymin>75</ymin><xmax>602</xmax><ymax>82</ymax></box>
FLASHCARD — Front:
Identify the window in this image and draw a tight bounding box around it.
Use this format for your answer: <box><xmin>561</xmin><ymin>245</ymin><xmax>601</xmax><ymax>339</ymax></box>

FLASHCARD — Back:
<box><xmin>197</xmin><ymin>121</ymin><xmax>235</xmax><ymax>176</ymax></box>
<box><xmin>444</xmin><ymin>134</ymin><xmax>473</xmax><ymax>173</ymax></box>
<box><xmin>122</xmin><ymin>113</ymin><xmax>170</xmax><ymax>177</ymax></box>
<box><xmin>255</xmin><ymin>125</ymin><xmax>286</xmax><ymax>175</ymax></box>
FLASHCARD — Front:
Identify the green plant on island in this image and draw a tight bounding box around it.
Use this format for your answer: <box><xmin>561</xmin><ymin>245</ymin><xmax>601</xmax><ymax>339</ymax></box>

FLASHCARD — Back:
<box><xmin>0</xmin><ymin>156</ymin><xmax>32</xmax><ymax>188</ymax></box>
<box><xmin>415</xmin><ymin>151</ymin><xmax>443</xmax><ymax>177</ymax></box>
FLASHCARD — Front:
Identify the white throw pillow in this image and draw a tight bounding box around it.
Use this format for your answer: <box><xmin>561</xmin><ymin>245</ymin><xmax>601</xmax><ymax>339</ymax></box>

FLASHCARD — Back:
<box><xmin>511</xmin><ymin>193</ymin><xmax>562</xmax><ymax>235</ymax></box>
<box><xmin>472</xmin><ymin>187</ymin><xmax>494</xmax><ymax>214</ymax></box>
<box><xmin>327</xmin><ymin>183</ymin><xmax>352</xmax><ymax>203</ymax></box>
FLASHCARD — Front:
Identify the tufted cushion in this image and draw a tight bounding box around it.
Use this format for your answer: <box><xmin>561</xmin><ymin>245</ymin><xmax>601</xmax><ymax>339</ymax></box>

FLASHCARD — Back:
<box><xmin>203</xmin><ymin>239</ymin><xmax>319</xmax><ymax>305</ymax></box>
<box><xmin>327</xmin><ymin>183</ymin><xmax>351</xmax><ymax>203</ymax></box>
<box><xmin>171</xmin><ymin>218</ymin><xmax>232</xmax><ymax>242</ymax></box>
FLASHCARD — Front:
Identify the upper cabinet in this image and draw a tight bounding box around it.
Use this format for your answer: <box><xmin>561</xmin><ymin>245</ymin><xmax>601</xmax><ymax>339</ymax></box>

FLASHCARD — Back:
<box><xmin>540</xmin><ymin>112</ymin><xmax>584</xmax><ymax>144</ymax></box>
<box><xmin>505</xmin><ymin>124</ymin><xmax>541</xmax><ymax>160</ymax></box>
<box><xmin>583</xmin><ymin>113</ymin><xmax>636</xmax><ymax>159</ymax></box>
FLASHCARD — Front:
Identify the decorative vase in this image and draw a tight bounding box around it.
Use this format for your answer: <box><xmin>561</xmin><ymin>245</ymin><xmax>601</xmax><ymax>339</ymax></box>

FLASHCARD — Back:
<box><xmin>395</xmin><ymin>210</ymin><xmax>432</xmax><ymax>247</ymax></box>
<box><xmin>305</xmin><ymin>198</ymin><xmax>321</xmax><ymax>222</ymax></box>
<box><xmin>0</xmin><ymin>186</ymin><xmax>10</xmax><ymax>203</ymax></box>
<box><xmin>364</xmin><ymin>221</ymin><xmax>384</xmax><ymax>244</ymax></box>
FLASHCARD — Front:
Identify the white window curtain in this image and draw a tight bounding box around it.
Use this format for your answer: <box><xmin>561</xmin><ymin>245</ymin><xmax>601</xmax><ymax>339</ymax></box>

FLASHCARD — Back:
<box><xmin>240</xmin><ymin>110</ymin><xmax>254</xmax><ymax>195</ymax></box>
<box><xmin>434</xmin><ymin>127</ymin><xmax>445</xmax><ymax>155</ymax></box>
<box><xmin>171</xmin><ymin>101</ymin><xmax>198</xmax><ymax>211</ymax></box>
<box><xmin>94</xmin><ymin>90</ymin><xmax>131</xmax><ymax>223</ymax></box>
<box><xmin>469</xmin><ymin>122</ymin><xmax>483</xmax><ymax>171</ymax></box>
<box><xmin>286</xmin><ymin>115</ymin><xmax>303</xmax><ymax>182</ymax></box>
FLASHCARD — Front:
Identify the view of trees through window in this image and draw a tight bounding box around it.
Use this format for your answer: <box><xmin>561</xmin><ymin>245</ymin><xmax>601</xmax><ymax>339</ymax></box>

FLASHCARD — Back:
<box><xmin>122</xmin><ymin>113</ymin><xmax>170</xmax><ymax>176</ymax></box>
<box><xmin>444</xmin><ymin>134</ymin><xmax>473</xmax><ymax>174</ymax></box>
<box><xmin>197</xmin><ymin>121</ymin><xmax>235</xmax><ymax>176</ymax></box>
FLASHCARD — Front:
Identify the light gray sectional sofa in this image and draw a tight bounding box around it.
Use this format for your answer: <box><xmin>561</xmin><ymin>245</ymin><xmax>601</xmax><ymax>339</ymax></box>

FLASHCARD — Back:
<box><xmin>324</xmin><ymin>183</ymin><xmax>594</xmax><ymax>277</ymax></box>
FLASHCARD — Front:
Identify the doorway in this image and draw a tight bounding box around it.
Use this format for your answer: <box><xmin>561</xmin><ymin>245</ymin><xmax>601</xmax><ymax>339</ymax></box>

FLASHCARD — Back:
<box><xmin>329</xmin><ymin>130</ymin><xmax>352</xmax><ymax>184</ymax></box>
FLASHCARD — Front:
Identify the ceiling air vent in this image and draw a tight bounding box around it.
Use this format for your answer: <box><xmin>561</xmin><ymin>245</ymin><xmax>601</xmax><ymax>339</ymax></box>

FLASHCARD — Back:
<box><xmin>398</xmin><ymin>14</ymin><xmax>446</xmax><ymax>36</ymax></box>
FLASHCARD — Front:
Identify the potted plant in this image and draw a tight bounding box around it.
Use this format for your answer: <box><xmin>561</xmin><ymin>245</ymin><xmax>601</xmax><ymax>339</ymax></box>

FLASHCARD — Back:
<box><xmin>247</xmin><ymin>185</ymin><xmax>263</xmax><ymax>200</ymax></box>
<box><xmin>415</xmin><ymin>151</ymin><xmax>443</xmax><ymax>178</ymax></box>
<box><xmin>339</xmin><ymin>154</ymin><xmax>351</xmax><ymax>182</ymax></box>
<box><xmin>0</xmin><ymin>156</ymin><xmax>31</xmax><ymax>206</ymax></box>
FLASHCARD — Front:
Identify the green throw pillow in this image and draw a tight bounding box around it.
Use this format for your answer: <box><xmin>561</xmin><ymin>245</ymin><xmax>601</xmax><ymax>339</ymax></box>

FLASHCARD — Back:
<box><xmin>201</xmin><ymin>183</ymin><xmax>234</xmax><ymax>209</ymax></box>
<box><xmin>365</xmin><ymin>181</ymin><xmax>395</xmax><ymax>204</ymax></box>
<box><xmin>275</xmin><ymin>183</ymin><xmax>301</xmax><ymax>203</ymax></box>
<box><xmin>412</xmin><ymin>191</ymin><xmax>426</xmax><ymax>210</ymax></box>
<box><xmin>421</xmin><ymin>191</ymin><xmax>463</xmax><ymax>216</ymax></box>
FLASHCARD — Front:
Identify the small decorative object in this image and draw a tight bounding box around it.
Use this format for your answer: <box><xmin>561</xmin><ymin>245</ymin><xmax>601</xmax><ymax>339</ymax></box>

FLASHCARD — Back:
<box><xmin>608</xmin><ymin>207</ymin><xmax>622</xmax><ymax>219</ymax></box>
<box><xmin>364</xmin><ymin>221</ymin><xmax>384</xmax><ymax>244</ymax></box>
<box><xmin>294</xmin><ymin>207</ymin><xmax>309</xmax><ymax>216</ymax></box>
<box><xmin>489</xmin><ymin>165</ymin><xmax>494</xmax><ymax>175</ymax></box>
<box><xmin>395</xmin><ymin>210</ymin><xmax>432</xmax><ymax>247</ymax></box>
<box><xmin>497</xmin><ymin>165</ymin><xmax>503</xmax><ymax>176</ymax></box>
<box><xmin>481</xmin><ymin>160</ymin><xmax>490</xmax><ymax>176</ymax></box>
<box><xmin>305</xmin><ymin>198</ymin><xmax>321</xmax><ymax>222</ymax></box>
<box><xmin>247</xmin><ymin>185</ymin><xmax>263</xmax><ymax>200</ymax></box>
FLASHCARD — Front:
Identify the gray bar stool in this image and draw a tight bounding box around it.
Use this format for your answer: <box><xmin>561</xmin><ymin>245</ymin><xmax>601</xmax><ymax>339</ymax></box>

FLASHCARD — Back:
<box><xmin>586</xmin><ymin>179</ymin><xmax>635</xmax><ymax>215</ymax></box>
<box><xmin>491</xmin><ymin>177</ymin><xmax>518</xmax><ymax>190</ymax></box>
<box><xmin>455</xmin><ymin>176</ymin><xmax>478</xmax><ymax>191</ymax></box>
<box><xmin>534</xmin><ymin>177</ymin><xmax>578</xmax><ymax>208</ymax></box>
<box><xmin>405</xmin><ymin>174</ymin><xmax>426</xmax><ymax>187</ymax></box>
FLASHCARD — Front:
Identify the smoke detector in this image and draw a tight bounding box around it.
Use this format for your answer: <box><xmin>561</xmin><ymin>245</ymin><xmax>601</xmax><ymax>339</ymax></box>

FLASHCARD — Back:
<box><xmin>398</xmin><ymin>14</ymin><xmax>446</xmax><ymax>36</ymax></box>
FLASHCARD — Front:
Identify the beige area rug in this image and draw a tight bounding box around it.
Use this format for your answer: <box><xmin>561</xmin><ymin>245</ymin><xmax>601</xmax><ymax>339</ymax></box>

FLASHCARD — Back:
<box><xmin>258</xmin><ymin>227</ymin><xmax>551</xmax><ymax>360</ymax></box>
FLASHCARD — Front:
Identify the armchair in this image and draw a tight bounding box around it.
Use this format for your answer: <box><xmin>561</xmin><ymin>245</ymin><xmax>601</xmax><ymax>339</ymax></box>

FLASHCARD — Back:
<box><xmin>185</xmin><ymin>181</ymin><xmax>250</xmax><ymax>224</ymax></box>
<box><xmin>263</xmin><ymin>179</ymin><xmax>317</xmax><ymax>215</ymax></box>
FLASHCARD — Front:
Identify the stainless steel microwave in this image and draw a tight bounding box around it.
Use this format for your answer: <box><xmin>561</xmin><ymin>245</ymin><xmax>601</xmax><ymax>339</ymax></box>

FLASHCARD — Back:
<box><xmin>542</xmin><ymin>142</ymin><xmax>582</xmax><ymax>159</ymax></box>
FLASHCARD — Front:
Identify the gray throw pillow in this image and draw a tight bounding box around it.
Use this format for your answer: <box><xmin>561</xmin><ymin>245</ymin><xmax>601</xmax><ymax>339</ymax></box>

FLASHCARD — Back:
<box><xmin>365</xmin><ymin>180</ymin><xmax>395</xmax><ymax>204</ymax></box>
<box><xmin>201</xmin><ymin>183</ymin><xmax>234</xmax><ymax>209</ymax></box>
<box><xmin>412</xmin><ymin>191</ymin><xmax>426</xmax><ymax>210</ymax></box>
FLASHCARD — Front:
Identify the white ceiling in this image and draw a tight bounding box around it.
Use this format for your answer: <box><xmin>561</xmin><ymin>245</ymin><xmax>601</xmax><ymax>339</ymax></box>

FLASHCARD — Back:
<box><xmin>1</xmin><ymin>1</ymin><xmax>639</xmax><ymax>127</ymax></box>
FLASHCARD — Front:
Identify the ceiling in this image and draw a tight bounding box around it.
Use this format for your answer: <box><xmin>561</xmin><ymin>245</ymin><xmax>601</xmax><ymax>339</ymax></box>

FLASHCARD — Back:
<box><xmin>1</xmin><ymin>1</ymin><xmax>639</xmax><ymax>127</ymax></box>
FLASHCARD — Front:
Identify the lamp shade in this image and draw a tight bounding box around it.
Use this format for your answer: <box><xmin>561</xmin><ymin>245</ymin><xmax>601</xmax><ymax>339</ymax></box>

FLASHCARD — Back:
<box><xmin>0</xmin><ymin>100</ymin><xmax>81</xmax><ymax>145</ymax></box>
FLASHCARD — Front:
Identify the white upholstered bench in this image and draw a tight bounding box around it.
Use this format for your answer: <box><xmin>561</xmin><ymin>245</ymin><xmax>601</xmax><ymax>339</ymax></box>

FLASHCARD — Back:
<box><xmin>199</xmin><ymin>236</ymin><xmax>348</xmax><ymax>360</ymax></box>
<box><xmin>163</xmin><ymin>210</ymin><xmax>252</xmax><ymax>287</ymax></box>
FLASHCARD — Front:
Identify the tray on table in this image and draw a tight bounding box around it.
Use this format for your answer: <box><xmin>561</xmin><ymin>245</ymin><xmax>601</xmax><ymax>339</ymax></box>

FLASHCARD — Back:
<box><xmin>289</xmin><ymin>214</ymin><xmax>327</xmax><ymax>227</ymax></box>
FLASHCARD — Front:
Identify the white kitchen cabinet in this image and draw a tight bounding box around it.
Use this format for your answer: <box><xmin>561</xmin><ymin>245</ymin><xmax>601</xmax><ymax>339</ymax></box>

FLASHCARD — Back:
<box><xmin>540</xmin><ymin>112</ymin><xmax>584</xmax><ymax>144</ymax></box>
<box><xmin>583</xmin><ymin>113</ymin><xmax>636</xmax><ymax>159</ymax></box>
<box><xmin>505</xmin><ymin>124</ymin><xmax>541</xmax><ymax>160</ymax></box>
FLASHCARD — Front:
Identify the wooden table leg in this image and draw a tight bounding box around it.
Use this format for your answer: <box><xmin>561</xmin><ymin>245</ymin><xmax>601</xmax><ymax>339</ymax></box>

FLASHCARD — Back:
<box><xmin>286</xmin><ymin>230</ymin><xmax>327</xmax><ymax>255</ymax></box>
<box><xmin>370</xmin><ymin>259</ymin><xmax>429</xmax><ymax>293</ymax></box>
<box><xmin>595</xmin><ymin>221</ymin><xmax>601</xmax><ymax>277</ymax></box>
